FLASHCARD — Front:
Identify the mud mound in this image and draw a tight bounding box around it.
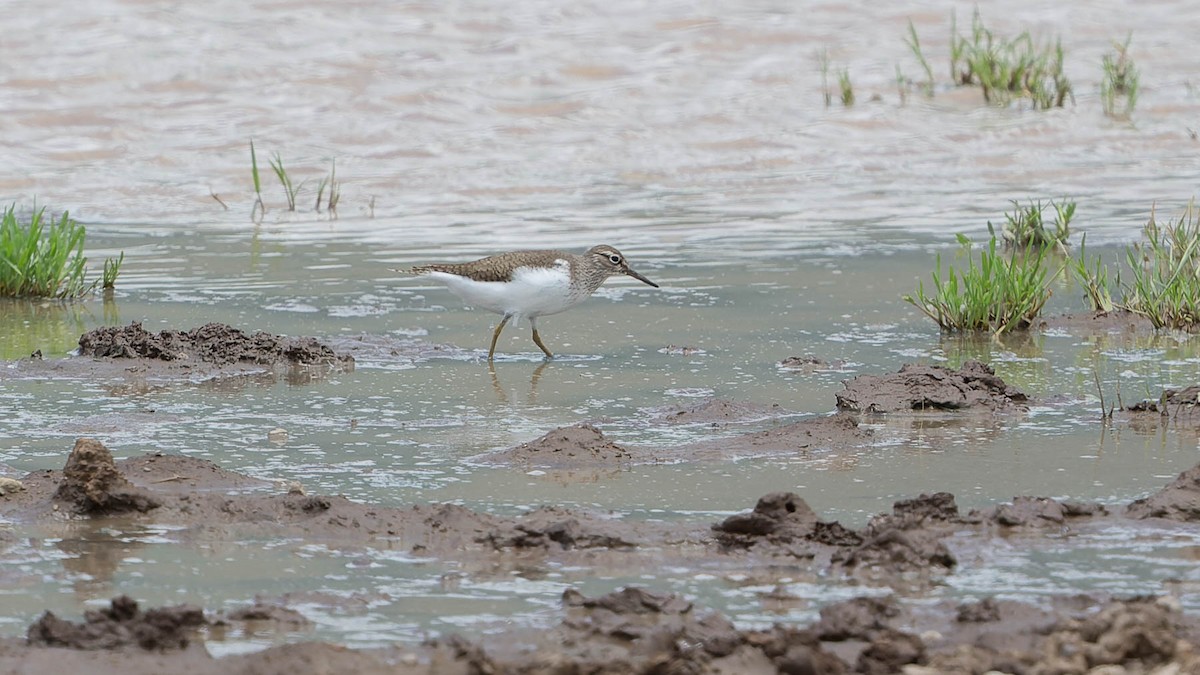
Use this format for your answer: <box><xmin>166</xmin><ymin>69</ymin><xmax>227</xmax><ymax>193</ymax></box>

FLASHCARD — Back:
<box><xmin>924</xmin><ymin>596</ymin><xmax>1196</xmax><ymax>674</ymax></box>
<box><xmin>815</xmin><ymin>595</ymin><xmax>900</xmax><ymax>640</ymax></box>
<box><xmin>831</xmin><ymin>494</ymin><xmax>961</xmax><ymax>576</ymax></box>
<box><xmin>741</xmin><ymin>626</ymin><xmax>848</xmax><ymax>674</ymax></box>
<box><xmin>564</xmin><ymin>585</ymin><xmax>693</xmax><ymax>615</ymax></box>
<box><xmin>483</xmin><ymin>505</ymin><xmax>639</xmax><ymax>550</ymax></box>
<box><xmin>12</xmin><ymin>591</ymin><xmax>1199</xmax><ymax>675</ymax></box>
<box><xmin>836</xmin><ymin>360</ymin><xmax>1028</xmax><ymax>413</ymax></box>
<box><xmin>975</xmin><ymin>495</ymin><xmax>1109</xmax><ymax>527</ymax></box>
<box><xmin>1126</xmin><ymin>385</ymin><xmax>1200</xmax><ymax>415</ymax></box>
<box><xmin>467</xmin><ymin>413</ymin><xmax>872</xmax><ymax>470</ymax></box>
<box><xmin>220</xmin><ymin>602</ymin><xmax>312</xmax><ymax>629</ymax></box>
<box><xmin>26</xmin><ymin>595</ymin><xmax>205</xmax><ymax>651</ymax></box>
<box><xmin>680</xmin><ymin>412</ymin><xmax>872</xmax><ymax>461</ymax></box>
<box><xmin>0</xmin><ymin>476</ymin><xmax>23</xmax><ymax>496</ymax></box>
<box><xmin>3</xmin><ymin>451</ymin><xmax>276</xmax><ymax>515</ymax></box>
<box><xmin>477</xmin><ymin>423</ymin><xmax>634</xmax><ymax>469</ymax></box>
<box><xmin>831</xmin><ymin>525</ymin><xmax>957</xmax><ymax>576</ymax></box>
<box><xmin>78</xmin><ymin>321</ymin><xmax>352</xmax><ymax>368</ymax></box>
<box><xmin>1127</xmin><ymin>463</ymin><xmax>1200</xmax><ymax>521</ymax></box>
<box><xmin>54</xmin><ymin>438</ymin><xmax>160</xmax><ymax>515</ymax></box>
<box><xmin>441</xmin><ymin>586</ymin><xmax>826</xmax><ymax>674</ymax></box>
<box><xmin>955</xmin><ymin>596</ymin><xmax>1003</xmax><ymax>623</ymax></box>
<box><xmin>652</xmin><ymin>398</ymin><xmax>787</xmax><ymax>426</ymax></box>
<box><xmin>891</xmin><ymin>491</ymin><xmax>959</xmax><ymax>522</ymax></box>
<box><xmin>779</xmin><ymin>354</ymin><xmax>846</xmax><ymax>371</ymax></box>
<box><xmin>712</xmin><ymin>492</ymin><xmax>820</xmax><ymax>547</ymax></box>
<box><xmin>1037</xmin><ymin>309</ymin><xmax>1155</xmax><ymax>335</ymax></box>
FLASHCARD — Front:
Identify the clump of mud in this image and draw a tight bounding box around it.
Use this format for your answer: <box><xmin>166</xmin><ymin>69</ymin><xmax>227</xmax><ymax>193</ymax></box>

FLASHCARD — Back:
<box><xmin>481</xmin><ymin>411</ymin><xmax>875</xmax><ymax>470</ymax></box>
<box><xmin>1127</xmin><ymin>462</ymin><xmax>1200</xmax><ymax>521</ymax></box>
<box><xmin>7</xmin><ymin>442</ymin><xmax>1200</xmax><ymax>673</ymax></box>
<box><xmin>973</xmin><ymin>495</ymin><xmax>1108</xmax><ymax>527</ymax></box>
<box><xmin>674</xmin><ymin>411</ymin><xmax>873</xmax><ymax>462</ymax></box>
<box><xmin>836</xmin><ymin>359</ymin><xmax>1028</xmax><ymax>413</ymax></box>
<box><xmin>832</xmin><ymin>492</ymin><xmax>959</xmax><ymax>577</ymax></box>
<box><xmin>653</xmin><ymin>398</ymin><xmax>788</xmax><ymax>426</ymax></box>
<box><xmin>26</xmin><ymin>595</ymin><xmax>205</xmax><ymax>651</ymax></box>
<box><xmin>54</xmin><ymin>438</ymin><xmax>160</xmax><ymax>515</ymax></box>
<box><xmin>1125</xmin><ymin>385</ymin><xmax>1200</xmax><ymax>415</ymax></box>
<box><xmin>434</xmin><ymin>586</ymin><xmax>847</xmax><ymax>674</ymax></box>
<box><xmin>11</xmin><ymin>589</ymin><xmax>1199</xmax><ymax>675</ymax></box>
<box><xmin>712</xmin><ymin>491</ymin><xmax>822</xmax><ymax>546</ymax></box>
<box><xmin>215</xmin><ymin>602</ymin><xmax>313</xmax><ymax>629</ymax></box>
<box><xmin>921</xmin><ymin>595</ymin><xmax>1197</xmax><ymax>674</ymax></box>
<box><xmin>474</xmin><ymin>423</ymin><xmax>633</xmax><ymax>470</ymax></box>
<box><xmin>78</xmin><ymin>321</ymin><xmax>352</xmax><ymax>368</ymax></box>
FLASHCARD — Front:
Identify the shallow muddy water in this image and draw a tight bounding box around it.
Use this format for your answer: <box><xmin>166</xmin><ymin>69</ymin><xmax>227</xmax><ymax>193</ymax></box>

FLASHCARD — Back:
<box><xmin>4</xmin><ymin>0</ymin><xmax>1200</xmax><ymax>656</ymax></box>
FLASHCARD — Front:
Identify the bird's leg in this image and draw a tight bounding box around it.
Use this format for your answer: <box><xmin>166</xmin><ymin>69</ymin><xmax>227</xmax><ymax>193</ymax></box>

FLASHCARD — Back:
<box><xmin>488</xmin><ymin>315</ymin><xmax>512</xmax><ymax>362</ymax></box>
<box><xmin>530</xmin><ymin>318</ymin><xmax>554</xmax><ymax>359</ymax></box>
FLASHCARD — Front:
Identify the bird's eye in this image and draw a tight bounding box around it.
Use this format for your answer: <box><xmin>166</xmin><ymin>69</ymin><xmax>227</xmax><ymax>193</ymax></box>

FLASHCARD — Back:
<box><xmin>608</xmin><ymin>254</ymin><xmax>622</xmax><ymax>265</ymax></box>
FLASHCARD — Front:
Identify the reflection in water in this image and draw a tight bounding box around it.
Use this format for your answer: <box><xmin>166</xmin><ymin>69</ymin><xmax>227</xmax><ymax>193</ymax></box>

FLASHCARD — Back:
<box><xmin>54</xmin><ymin>523</ymin><xmax>147</xmax><ymax>600</ymax></box>
<box><xmin>937</xmin><ymin>332</ymin><xmax>1050</xmax><ymax>395</ymax></box>
<box><xmin>0</xmin><ymin>299</ymin><xmax>96</xmax><ymax>360</ymax></box>
<box><xmin>102</xmin><ymin>289</ymin><xmax>121</xmax><ymax>325</ymax></box>
<box><xmin>489</xmin><ymin>361</ymin><xmax>550</xmax><ymax>404</ymax></box>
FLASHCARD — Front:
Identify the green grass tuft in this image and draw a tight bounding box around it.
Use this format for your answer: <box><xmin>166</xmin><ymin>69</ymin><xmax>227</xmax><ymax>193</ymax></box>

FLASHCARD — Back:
<box><xmin>0</xmin><ymin>205</ymin><xmax>122</xmax><ymax>299</ymax></box>
<box><xmin>1121</xmin><ymin>202</ymin><xmax>1200</xmax><ymax>330</ymax></box>
<box><xmin>991</xmin><ymin>199</ymin><xmax>1075</xmax><ymax>251</ymax></box>
<box><xmin>817</xmin><ymin>50</ymin><xmax>854</xmax><ymax>107</ymax></box>
<box><xmin>905</xmin><ymin>19</ymin><xmax>935</xmax><ymax>97</ymax></box>
<box><xmin>838</xmin><ymin>69</ymin><xmax>855</xmax><ymax>106</ymax></box>
<box><xmin>1069</xmin><ymin>201</ymin><xmax>1200</xmax><ymax>330</ymax></box>
<box><xmin>818</xmin><ymin>50</ymin><xmax>833</xmax><ymax>107</ymax></box>
<box><xmin>102</xmin><ymin>251</ymin><xmax>124</xmax><ymax>290</ymax></box>
<box><xmin>269</xmin><ymin>151</ymin><xmax>302</xmax><ymax>212</ymax></box>
<box><xmin>904</xmin><ymin>233</ymin><xmax>1057</xmax><ymax>335</ymax></box>
<box><xmin>1068</xmin><ymin>234</ymin><xmax>1115</xmax><ymax>314</ymax></box>
<box><xmin>1101</xmin><ymin>34</ymin><xmax>1139</xmax><ymax>119</ymax></box>
<box><xmin>314</xmin><ymin>160</ymin><xmax>341</xmax><ymax>218</ymax></box>
<box><xmin>250</xmin><ymin>139</ymin><xmax>265</xmax><ymax>223</ymax></box>
<box><xmin>947</xmin><ymin>10</ymin><xmax>1073</xmax><ymax>109</ymax></box>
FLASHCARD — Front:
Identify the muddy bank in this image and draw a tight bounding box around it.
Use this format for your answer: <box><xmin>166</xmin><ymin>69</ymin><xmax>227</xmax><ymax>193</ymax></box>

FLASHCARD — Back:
<box><xmin>6</xmin><ymin>440</ymin><xmax>1200</xmax><ymax>671</ymax></box>
<box><xmin>471</xmin><ymin>413</ymin><xmax>871</xmax><ymax>469</ymax></box>
<box><xmin>1</xmin><ymin>322</ymin><xmax>354</xmax><ymax>383</ymax></box>
<box><xmin>648</xmin><ymin>398</ymin><xmax>793</xmax><ymax>427</ymax></box>
<box><xmin>4</xmin><ymin>587</ymin><xmax>1200</xmax><ymax>675</ymax></box>
<box><xmin>475</xmin><ymin>366</ymin><xmax>1032</xmax><ymax>476</ymax></box>
<box><xmin>836</xmin><ymin>360</ymin><xmax>1029</xmax><ymax>413</ymax></box>
<box><xmin>7</xmin><ymin>438</ymin><xmax>1200</xmax><ymax>585</ymax></box>
<box><xmin>1036</xmin><ymin>309</ymin><xmax>1157</xmax><ymax>335</ymax></box>
<box><xmin>473</xmin><ymin>361</ymin><xmax>1031</xmax><ymax>476</ymax></box>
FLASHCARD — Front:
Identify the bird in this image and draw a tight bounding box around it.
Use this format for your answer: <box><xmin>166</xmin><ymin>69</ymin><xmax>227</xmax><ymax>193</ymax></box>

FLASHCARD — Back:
<box><xmin>405</xmin><ymin>245</ymin><xmax>659</xmax><ymax>361</ymax></box>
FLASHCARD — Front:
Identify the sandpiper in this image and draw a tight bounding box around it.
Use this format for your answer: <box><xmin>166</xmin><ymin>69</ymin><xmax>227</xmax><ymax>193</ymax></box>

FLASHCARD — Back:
<box><xmin>407</xmin><ymin>245</ymin><xmax>659</xmax><ymax>361</ymax></box>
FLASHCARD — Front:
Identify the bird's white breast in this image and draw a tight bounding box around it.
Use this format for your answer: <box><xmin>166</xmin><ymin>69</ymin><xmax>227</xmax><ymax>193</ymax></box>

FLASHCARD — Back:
<box><xmin>426</xmin><ymin>259</ymin><xmax>584</xmax><ymax>322</ymax></box>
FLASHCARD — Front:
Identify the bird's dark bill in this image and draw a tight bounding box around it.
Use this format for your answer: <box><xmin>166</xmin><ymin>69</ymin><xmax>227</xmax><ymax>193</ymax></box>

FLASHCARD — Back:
<box><xmin>626</xmin><ymin>269</ymin><xmax>659</xmax><ymax>288</ymax></box>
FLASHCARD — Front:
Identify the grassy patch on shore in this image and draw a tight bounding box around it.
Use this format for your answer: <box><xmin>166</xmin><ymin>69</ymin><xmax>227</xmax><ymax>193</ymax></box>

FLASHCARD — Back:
<box><xmin>0</xmin><ymin>205</ymin><xmax>123</xmax><ymax>299</ymax></box>
<box><xmin>900</xmin><ymin>199</ymin><xmax>1200</xmax><ymax>333</ymax></box>
<box><xmin>904</xmin><ymin>233</ymin><xmax>1056</xmax><ymax>335</ymax></box>
<box><xmin>1117</xmin><ymin>202</ymin><xmax>1200</xmax><ymax>330</ymax></box>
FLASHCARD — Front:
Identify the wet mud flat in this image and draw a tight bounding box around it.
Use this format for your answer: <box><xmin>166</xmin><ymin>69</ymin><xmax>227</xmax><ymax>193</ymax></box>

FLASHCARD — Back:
<box><xmin>5</xmin><ymin>343</ymin><xmax>1200</xmax><ymax>672</ymax></box>
<box><xmin>1</xmin><ymin>322</ymin><xmax>355</xmax><ymax>384</ymax></box>
<box><xmin>5</xmin><ymin>422</ymin><xmax>1200</xmax><ymax>673</ymax></box>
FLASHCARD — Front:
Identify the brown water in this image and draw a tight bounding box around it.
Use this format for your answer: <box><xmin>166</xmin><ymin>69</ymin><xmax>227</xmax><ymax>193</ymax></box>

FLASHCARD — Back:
<box><xmin>4</xmin><ymin>0</ymin><xmax>1200</xmax><ymax>654</ymax></box>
